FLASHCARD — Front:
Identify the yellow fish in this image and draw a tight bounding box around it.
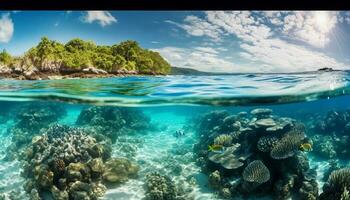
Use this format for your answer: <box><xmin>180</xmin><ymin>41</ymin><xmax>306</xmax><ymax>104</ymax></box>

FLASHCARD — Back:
<box><xmin>208</xmin><ymin>144</ymin><xmax>224</xmax><ymax>152</ymax></box>
<box><xmin>299</xmin><ymin>143</ymin><xmax>312</xmax><ymax>152</ymax></box>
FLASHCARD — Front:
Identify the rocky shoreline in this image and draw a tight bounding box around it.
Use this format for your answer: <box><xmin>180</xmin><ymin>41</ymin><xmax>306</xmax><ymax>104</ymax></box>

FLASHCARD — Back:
<box><xmin>0</xmin><ymin>66</ymin><xmax>166</xmax><ymax>80</ymax></box>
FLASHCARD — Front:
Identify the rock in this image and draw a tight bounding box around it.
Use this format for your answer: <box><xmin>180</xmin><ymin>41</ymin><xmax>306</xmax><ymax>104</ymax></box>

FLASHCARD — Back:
<box><xmin>51</xmin><ymin>186</ymin><xmax>69</xmax><ymax>200</ymax></box>
<box><xmin>88</xmin><ymin>158</ymin><xmax>104</xmax><ymax>173</ymax></box>
<box><xmin>208</xmin><ymin>170</ymin><xmax>221</xmax><ymax>189</ymax></box>
<box><xmin>102</xmin><ymin>158</ymin><xmax>139</xmax><ymax>183</ymax></box>
<box><xmin>82</xmin><ymin>66</ymin><xmax>107</xmax><ymax>74</ymax></box>
<box><xmin>0</xmin><ymin>64</ymin><xmax>12</xmax><ymax>74</ymax></box>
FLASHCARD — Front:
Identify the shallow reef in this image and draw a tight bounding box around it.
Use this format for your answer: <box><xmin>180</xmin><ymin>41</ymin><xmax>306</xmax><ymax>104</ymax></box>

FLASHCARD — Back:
<box><xmin>309</xmin><ymin>110</ymin><xmax>350</xmax><ymax>160</ymax></box>
<box><xmin>144</xmin><ymin>172</ymin><xmax>187</xmax><ymax>200</ymax></box>
<box><xmin>4</xmin><ymin>103</ymin><xmax>67</xmax><ymax>161</ymax></box>
<box><xmin>193</xmin><ymin>108</ymin><xmax>318</xmax><ymax>199</ymax></box>
<box><xmin>21</xmin><ymin>124</ymin><xmax>139</xmax><ymax>199</ymax></box>
<box><xmin>76</xmin><ymin>106</ymin><xmax>152</xmax><ymax>143</ymax></box>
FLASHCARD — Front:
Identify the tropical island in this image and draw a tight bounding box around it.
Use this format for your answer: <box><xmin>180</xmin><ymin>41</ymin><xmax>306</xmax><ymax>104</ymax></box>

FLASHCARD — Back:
<box><xmin>0</xmin><ymin>37</ymin><xmax>171</xmax><ymax>80</ymax></box>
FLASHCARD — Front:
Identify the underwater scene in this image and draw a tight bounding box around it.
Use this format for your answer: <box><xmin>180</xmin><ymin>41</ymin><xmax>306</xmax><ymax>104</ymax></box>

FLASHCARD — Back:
<box><xmin>1</xmin><ymin>72</ymin><xmax>350</xmax><ymax>200</ymax></box>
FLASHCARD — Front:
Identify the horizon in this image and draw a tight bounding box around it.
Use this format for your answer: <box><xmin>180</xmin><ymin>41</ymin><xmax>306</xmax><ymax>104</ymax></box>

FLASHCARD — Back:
<box><xmin>1</xmin><ymin>11</ymin><xmax>350</xmax><ymax>73</ymax></box>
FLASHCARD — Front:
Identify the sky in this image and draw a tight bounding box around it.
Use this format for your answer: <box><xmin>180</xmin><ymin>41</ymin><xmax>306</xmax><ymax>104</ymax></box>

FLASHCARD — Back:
<box><xmin>1</xmin><ymin>11</ymin><xmax>350</xmax><ymax>73</ymax></box>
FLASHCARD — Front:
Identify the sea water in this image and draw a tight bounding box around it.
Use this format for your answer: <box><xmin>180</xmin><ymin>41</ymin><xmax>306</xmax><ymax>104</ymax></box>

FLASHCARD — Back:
<box><xmin>0</xmin><ymin>72</ymin><xmax>349</xmax><ymax>200</ymax></box>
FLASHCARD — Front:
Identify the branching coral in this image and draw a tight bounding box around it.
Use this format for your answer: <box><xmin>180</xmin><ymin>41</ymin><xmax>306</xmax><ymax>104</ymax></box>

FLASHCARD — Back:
<box><xmin>214</xmin><ymin>134</ymin><xmax>233</xmax><ymax>147</ymax></box>
<box><xmin>242</xmin><ymin>160</ymin><xmax>270</xmax><ymax>184</ymax></box>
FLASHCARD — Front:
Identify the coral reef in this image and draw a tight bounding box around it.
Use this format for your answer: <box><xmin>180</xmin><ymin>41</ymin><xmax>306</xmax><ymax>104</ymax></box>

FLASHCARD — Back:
<box><xmin>20</xmin><ymin>124</ymin><xmax>137</xmax><ymax>199</ymax></box>
<box><xmin>208</xmin><ymin>143</ymin><xmax>251</xmax><ymax>170</ymax></box>
<box><xmin>102</xmin><ymin>158</ymin><xmax>139</xmax><ymax>184</ymax></box>
<box><xmin>242</xmin><ymin>160</ymin><xmax>270</xmax><ymax>184</ymax></box>
<box><xmin>4</xmin><ymin>103</ymin><xmax>66</xmax><ymax>161</ymax></box>
<box><xmin>314</xmin><ymin>110</ymin><xmax>350</xmax><ymax>135</ymax></box>
<box><xmin>320</xmin><ymin>168</ymin><xmax>350</xmax><ymax>200</ymax></box>
<box><xmin>76</xmin><ymin>106</ymin><xmax>151</xmax><ymax>142</ymax></box>
<box><xmin>144</xmin><ymin>172</ymin><xmax>185</xmax><ymax>200</ymax></box>
<box><xmin>192</xmin><ymin>108</ymin><xmax>316</xmax><ymax>199</ymax></box>
<box><xmin>213</xmin><ymin>134</ymin><xmax>233</xmax><ymax>146</ymax></box>
<box><xmin>270</xmin><ymin>125</ymin><xmax>306</xmax><ymax>159</ymax></box>
<box><xmin>257</xmin><ymin>135</ymin><xmax>279</xmax><ymax>152</ymax></box>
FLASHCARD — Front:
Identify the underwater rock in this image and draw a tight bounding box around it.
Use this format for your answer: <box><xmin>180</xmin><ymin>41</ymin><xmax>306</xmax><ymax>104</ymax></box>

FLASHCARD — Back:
<box><xmin>320</xmin><ymin>168</ymin><xmax>350</xmax><ymax>200</ymax></box>
<box><xmin>242</xmin><ymin>160</ymin><xmax>270</xmax><ymax>184</ymax></box>
<box><xmin>144</xmin><ymin>172</ymin><xmax>182</xmax><ymax>200</ymax></box>
<box><xmin>208</xmin><ymin>170</ymin><xmax>221</xmax><ymax>189</ymax></box>
<box><xmin>102</xmin><ymin>158</ymin><xmax>139</xmax><ymax>184</ymax></box>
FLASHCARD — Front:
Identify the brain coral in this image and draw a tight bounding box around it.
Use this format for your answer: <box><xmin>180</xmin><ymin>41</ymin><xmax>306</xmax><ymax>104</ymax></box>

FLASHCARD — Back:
<box><xmin>242</xmin><ymin>160</ymin><xmax>270</xmax><ymax>184</ymax></box>
<box><xmin>270</xmin><ymin>125</ymin><xmax>305</xmax><ymax>159</ymax></box>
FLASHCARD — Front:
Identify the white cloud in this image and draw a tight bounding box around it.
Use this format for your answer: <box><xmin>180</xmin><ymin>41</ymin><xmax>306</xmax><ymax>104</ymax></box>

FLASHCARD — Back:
<box><xmin>282</xmin><ymin>11</ymin><xmax>338</xmax><ymax>48</ymax></box>
<box><xmin>194</xmin><ymin>47</ymin><xmax>219</xmax><ymax>54</ymax></box>
<box><xmin>0</xmin><ymin>13</ymin><xmax>14</xmax><ymax>43</ymax></box>
<box><xmin>153</xmin><ymin>46</ymin><xmax>255</xmax><ymax>73</ymax></box>
<box><xmin>165</xmin><ymin>16</ymin><xmax>223</xmax><ymax>41</ymax></box>
<box><xmin>82</xmin><ymin>11</ymin><xmax>117</xmax><ymax>27</ymax></box>
<box><xmin>165</xmin><ymin>11</ymin><xmax>347</xmax><ymax>72</ymax></box>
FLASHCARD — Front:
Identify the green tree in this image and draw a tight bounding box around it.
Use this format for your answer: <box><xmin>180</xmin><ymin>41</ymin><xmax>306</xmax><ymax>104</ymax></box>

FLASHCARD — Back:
<box><xmin>0</xmin><ymin>49</ymin><xmax>12</xmax><ymax>65</ymax></box>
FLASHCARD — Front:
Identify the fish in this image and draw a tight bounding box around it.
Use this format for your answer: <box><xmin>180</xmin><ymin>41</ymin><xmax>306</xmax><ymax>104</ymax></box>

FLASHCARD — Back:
<box><xmin>299</xmin><ymin>143</ymin><xmax>313</xmax><ymax>152</ymax></box>
<box><xmin>208</xmin><ymin>144</ymin><xmax>225</xmax><ymax>153</ymax></box>
<box><xmin>174</xmin><ymin>130</ymin><xmax>185</xmax><ymax>138</ymax></box>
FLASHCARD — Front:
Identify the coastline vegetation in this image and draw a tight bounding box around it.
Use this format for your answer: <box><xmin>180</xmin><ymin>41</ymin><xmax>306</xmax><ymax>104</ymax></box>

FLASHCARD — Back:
<box><xmin>0</xmin><ymin>37</ymin><xmax>171</xmax><ymax>76</ymax></box>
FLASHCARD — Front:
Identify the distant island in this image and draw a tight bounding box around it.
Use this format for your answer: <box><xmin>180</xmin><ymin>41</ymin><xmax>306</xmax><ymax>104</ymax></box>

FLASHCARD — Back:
<box><xmin>0</xmin><ymin>37</ymin><xmax>171</xmax><ymax>80</ymax></box>
<box><xmin>317</xmin><ymin>67</ymin><xmax>334</xmax><ymax>72</ymax></box>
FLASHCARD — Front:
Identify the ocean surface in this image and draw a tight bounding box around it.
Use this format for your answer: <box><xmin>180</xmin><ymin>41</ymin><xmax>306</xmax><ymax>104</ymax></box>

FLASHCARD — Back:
<box><xmin>0</xmin><ymin>72</ymin><xmax>350</xmax><ymax>200</ymax></box>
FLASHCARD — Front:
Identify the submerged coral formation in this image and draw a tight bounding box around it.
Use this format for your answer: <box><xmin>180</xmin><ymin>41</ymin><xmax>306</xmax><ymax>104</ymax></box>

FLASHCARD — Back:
<box><xmin>242</xmin><ymin>160</ymin><xmax>270</xmax><ymax>184</ymax></box>
<box><xmin>76</xmin><ymin>106</ymin><xmax>152</xmax><ymax>142</ymax></box>
<box><xmin>144</xmin><ymin>172</ymin><xmax>185</xmax><ymax>200</ymax></box>
<box><xmin>320</xmin><ymin>168</ymin><xmax>350</xmax><ymax>200</ymax></box>
<box><xmin>192</xmin><ymin>108</ymin><xmax>317</xmax><ymax>199</ymax></box>
<box><xmin>4</xmin><ymin>103</ymin><xmax>66</xmax><ymax>161</ymax></box>
<box><xmin>20</xmin><ymin>124</ymin><xmax>138</xmax><ymax>199</ymax></box>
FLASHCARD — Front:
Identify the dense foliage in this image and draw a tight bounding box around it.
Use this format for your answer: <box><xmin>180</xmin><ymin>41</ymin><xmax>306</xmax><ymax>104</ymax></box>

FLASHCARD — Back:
<box><xmin>1</xmin><ymin>37</ymin><xmax>171</xmax><ymax>74</ymax></box>
<box><xmin>0</xmin><ymin>50</ymin><xmax>12</xmax><ymax>65</ymax></box>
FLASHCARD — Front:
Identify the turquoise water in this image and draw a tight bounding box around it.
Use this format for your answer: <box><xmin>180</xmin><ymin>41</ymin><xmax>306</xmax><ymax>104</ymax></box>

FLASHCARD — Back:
<box><xmin>0</xmin><ymin>73</ymin><xmax>350</xmax><ymax>199</ymax></box>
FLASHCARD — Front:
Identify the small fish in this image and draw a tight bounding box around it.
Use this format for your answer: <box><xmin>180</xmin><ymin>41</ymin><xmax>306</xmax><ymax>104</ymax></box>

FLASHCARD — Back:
<box><xmin>208</xmin><ymin>144</ymin><xmax>224</xmax><ymax>153</ymax></box>
<box><xmin>299</xmin><ymin>143</ymin><xmax>313</xmax><ymax>152</ymax></box>
<box><xmin>174</xmin><ymin>130</ymin><xmax>185</xmax><ymax>138</ymax></box>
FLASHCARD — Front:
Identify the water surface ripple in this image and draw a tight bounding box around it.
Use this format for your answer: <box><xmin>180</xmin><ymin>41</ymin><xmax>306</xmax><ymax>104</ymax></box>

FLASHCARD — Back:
<box><xmin>0</xmin><ymin>71</ymin><xmax>349</xmax><ymax>106</ymax></box>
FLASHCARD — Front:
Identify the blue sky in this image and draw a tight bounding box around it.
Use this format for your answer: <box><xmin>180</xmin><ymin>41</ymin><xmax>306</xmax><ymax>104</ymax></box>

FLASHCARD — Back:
<box><xmin>1</xmin><ymin>11</ymin><xmax>350</xmax><ymax>73</ymax></box>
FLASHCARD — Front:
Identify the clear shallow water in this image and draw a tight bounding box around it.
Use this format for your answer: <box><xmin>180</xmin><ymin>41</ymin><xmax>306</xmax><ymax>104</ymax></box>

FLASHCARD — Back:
<box><xmin>0</xmin><ymin>73</ymin><xmax>350</xmax><ymax>200</ymax></box>
<box><xmin>0</xmin><ymin>71</ymin><xmax>349</xmax><ymax>106</ymax></box>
